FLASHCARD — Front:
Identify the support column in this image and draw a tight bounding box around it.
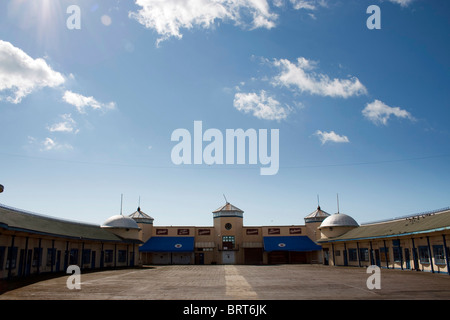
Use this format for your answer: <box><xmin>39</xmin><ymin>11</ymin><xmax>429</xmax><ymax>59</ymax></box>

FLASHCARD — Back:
<box><xmin>37</xmin><ymin>238</ymin><xmax>42</xmax><ymax>275</ymax></box>
<box><xmin>64</xmin><ymin>241</ymin><xmax>69</xmax><ymax>271</ymax></box>
<box><xmin>412</xmin><ymin>238</ymin><xmax>419</xmax><ymax>271</ymax></box>
<box><xmin>23</xmin><ymin>236</ymin><xmax>29</xmax><ymax>277</ymax></box>
<box><xmin>331</xmin><ymin>243</ymin><xmax>335</xmax><ymax>266</ymax></box>
<box><xmin>356</xmin><ymin>242</ymin><xmax>361</xmax><ymax>267</ymax></box>
<box><xmin>81</xmin><ymin>242</ymin><xmax>85</xmax><ymax>270</ymax></box>
<box><xmin>7</xmin><ymin>235</ymin><xmax>15</xmax><ymax>279</ymax></box>
<box><xmin>343</xmin><ymin>242</ymin><xmax>348</xmax><ymax>266</ymax></box>
<box><xmin>383</xmin><ymin>240</ymin><xmax>389</xmax><ymax>269</ymax></box>
<box><xmin>114</xmin><ymin>244</ymin><xmax>117</xmax><ymax>268</ymax></box>
<box><xmin>442</xmin><ymin>234</ymin><xmax>449</xmax><ymax>275</ymax></box>
<box><xmin>51</xmin><ymin>240</ymin><xmax>55</xmax><ymax>273</ymax></box>
<box><xmin>369</xmin><ymin>241</ymin><xmax>374</xmax><ymax>265</ymax></box>
<box><xmin>426</xmin><ymin>236</ymin><xmax>434</xmax><ymax>273</ymax></box>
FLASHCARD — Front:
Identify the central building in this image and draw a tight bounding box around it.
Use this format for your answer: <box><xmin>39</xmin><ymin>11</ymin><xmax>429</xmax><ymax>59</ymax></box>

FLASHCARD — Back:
<box><xmin>137</xmin><ymin>201</ymin><xmax>325</xmax><ymax>265</ymax></box>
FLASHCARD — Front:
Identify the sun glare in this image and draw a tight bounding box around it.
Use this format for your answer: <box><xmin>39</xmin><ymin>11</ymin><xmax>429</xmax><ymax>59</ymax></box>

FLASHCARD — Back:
<box><xmin>8</xmin><ymin>0</ymin><xmax>65</xmax><ymax>45</ymax></box>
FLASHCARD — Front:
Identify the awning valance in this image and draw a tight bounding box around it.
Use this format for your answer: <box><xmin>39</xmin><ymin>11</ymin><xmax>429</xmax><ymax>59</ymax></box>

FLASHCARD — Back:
<box><xmin>139</xmin><ymin>237</ymin><xmax>194</xmax><ymax>252</ymax></box>
<box><xmin>263</xmin><ymin>236</ymin><xmax>321</xmax><ymax>252</ymax></box>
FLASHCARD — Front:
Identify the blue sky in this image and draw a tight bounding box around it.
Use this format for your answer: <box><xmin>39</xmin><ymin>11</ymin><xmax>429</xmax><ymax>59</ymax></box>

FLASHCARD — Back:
<box><xmin>0</xmin><ymin>0</ymin><xmax>449</xmax><ymax>227</ymax></box>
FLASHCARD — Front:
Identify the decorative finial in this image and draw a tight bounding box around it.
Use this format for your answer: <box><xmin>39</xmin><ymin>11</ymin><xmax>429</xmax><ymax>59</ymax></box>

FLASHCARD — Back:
<box><xmin>120</xmin><ymin>194</ymin><xmax>123</xmax><ymax>216</ymax></box>
<box><xmin>337</xmin><ymin>193</ymin><xmax>340</xmax><ymax>214</ymax></box>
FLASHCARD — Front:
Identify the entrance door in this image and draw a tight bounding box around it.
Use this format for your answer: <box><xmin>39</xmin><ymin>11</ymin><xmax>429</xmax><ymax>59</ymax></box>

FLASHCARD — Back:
<box><xmin>55</xmin><ymin>250</ymin><xmax>61</xmax><ymax>272</ymax></box>
<box><xmin>18</xmin><ymin>249</ymin><xmax>25</xmax><ymax>276</ymax></box>
<box><xmin>323</xmin><ymin>249</ymin><xmax>329</xmax><ymax>265</ymax></box>
<box><xmin>412</xmin><ymin>248</ymin><xmax>419</xmax><ymax>270</ymax></box>
<box><xmin>26</xmin><ymin>249</ymin><xmax>32</xmax><ymax>276</ymax></box>
<box><xmin>91</xmin><ymin>251</ymin><xmax>96</xmax><ymax>269</ymax></box>
<box><xmin>244</xmin><ymin>248</ymin><xmax>263</xmax><ymax>265</ymax></box>
<box><xmin>375</xmin><ymin>249</ymin><xmax>381</xmax><ymax>267</ymax></box>
<box><xmin>222</xmin><ymin>251</ymin><xmax>235</xmax><ymax>264</ymax></box>
<box><xmin>404</xmin><ymin>248</ymin><xmax>410</xmax><ymax>269</ymax></box>
<box><xmin>290</xmin><ymin>252</ymin><xmax>307</xmax><ymax>264</ymax></box>
<box><xmin>195</xmin><ymin>253</ymin><xmax>205</xmax><ymax>265</ymax></box>
<box><xmin>268</xmin><ymin>251</ymin><xmax>289</xmax><ymax>264</ymax></box>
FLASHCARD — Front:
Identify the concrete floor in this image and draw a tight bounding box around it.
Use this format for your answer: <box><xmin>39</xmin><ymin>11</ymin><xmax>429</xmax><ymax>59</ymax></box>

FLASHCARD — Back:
<box><xmin>1</xmin><ymin>264</ymin><xmax>449</xmax><ymax>300</ymax></box>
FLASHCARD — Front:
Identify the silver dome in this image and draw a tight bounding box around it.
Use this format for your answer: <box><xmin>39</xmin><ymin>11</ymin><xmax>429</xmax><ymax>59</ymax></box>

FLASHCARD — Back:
<box><xmin>319</xmin><ymin>213</ymin><xmax>359</xmax><ymax>228</ymax></box>
<box><xmin>101</xmin><ymin>215</ymin><xmax>140</xmax><ymax>229</ymax></box>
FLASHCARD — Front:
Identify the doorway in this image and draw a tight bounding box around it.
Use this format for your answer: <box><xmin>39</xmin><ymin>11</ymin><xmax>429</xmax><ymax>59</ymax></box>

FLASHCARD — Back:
<box><xmin>222</xmin><ymin>251</ymin><xmax>235</xmax><ymax>264</ymax></box>
<box><xmin>404</xmin><ymin>248</ymin><xmax>410</xmax><ymax>269</ymax></box>
<box><xmin>375</xmin><ymin>249</ymin><xmax>381</xmax><ymax>267</ymax></box>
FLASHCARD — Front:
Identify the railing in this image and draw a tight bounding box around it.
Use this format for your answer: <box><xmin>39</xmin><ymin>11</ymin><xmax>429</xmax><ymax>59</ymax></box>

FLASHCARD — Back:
<box><xmin>361</xmin><ymin>206</ymin><xmax>450</xmax><ymax>225</ymax></box>
<box><xmin>217</xmin><ymin>244</ymin><xmax>240</xmax><ymax>251</ymax></box>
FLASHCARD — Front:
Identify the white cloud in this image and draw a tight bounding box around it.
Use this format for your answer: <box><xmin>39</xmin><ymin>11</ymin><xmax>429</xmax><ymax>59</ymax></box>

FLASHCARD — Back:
<box><xmin>272</xmin><ymin>0</ymin><xmax>284</xmax><ymax>8</ymax></box>
<box><xmin>47</xmin><ymin>114</ymin><xmax>79</xmax><ymax>134</ymax></box>
<box><xmin>0</xmin><ymin>40</ymin><xmax>65</xmax><ymax>103</ymax></box>
<box><xmin>41</xmin><ymin>137</ymin><xmax>73</xmax><ymax>151</ymax></box>
<box><xmin>272</xmin><ymin>57</ymin><xmax>367</xmax><ymax>98</ymax></box>
<box><xmin>62</xmin><ymin>90</ymin><xmax>116</xmax><ymax>114</ymax></box>
<box><xmin>233</xmin><ymin>90</ymin><xmax>289</xmax><ymax>121</ymax></box>
<box><xmin>362</xmin><ymin>99</ymin><xmax>415</xmax><ymax>125</ymax></box>
<box><xmin>129</xmin><ymin>0</ymin><xmax>278</xmax><ymax>45</ymax></box>
<box><xmin>290</xmin><ymin>0</ymin><xmax>328</xmax><ymax>10</ymax></box>
<box><xmin>315</xmin><ymin>130</ymin><xmax>349</xmax><ymax>144</ymax></box>
<box><xmin>387</xmin><ymin>0</ymin><xmax>414</xmax><ymax>7</ymax></box>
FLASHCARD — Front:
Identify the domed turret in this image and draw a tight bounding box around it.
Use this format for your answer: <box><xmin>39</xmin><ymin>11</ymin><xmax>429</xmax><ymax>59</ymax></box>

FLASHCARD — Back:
<box><xmin>318</xmin><ymin>213</ymin><xmax>358</xmax><ymax>239</ymax></box>
<box><xmin>319</xmin><ymin>213</ymin><xmax>359</xmax><ymax>228</ymax></box>
<box><xmin>304</xmin><ymin>205</ymin><xmax>331</xmax><ymax>224</ymax></box>
<box><xmin>128</xmin><ymin>207</ymin><xmax>154</xmax><ymax>243</ymax></box>
<box><xmin>129</xmin><ymin>207</ymin><xmax>154</xmax><ymax>224</ymax></box>
<box><xmin>212</xmin><ymin>202</ymin><xmax>244</xmax><ymax>219</ymax></box>
<box><xmin>304</xmin><ymin>205</ymin><xmax>331</xmax><ymax>242</ymax></box>
<box><xmin>102</xmin><ymin>215</ymin><xmax>141</xmax><ymax>229</ymax></box>
<box><xmin>101</xmin><ymin>214</ymin><xmax>141</xmax><ymax>240</ymax></box>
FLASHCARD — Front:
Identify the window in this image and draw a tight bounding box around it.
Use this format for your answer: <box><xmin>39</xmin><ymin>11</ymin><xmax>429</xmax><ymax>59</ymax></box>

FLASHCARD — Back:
<box><xmin>222</xmin><ymin>236</ymin><xmax>235</xmax><ymax>250</ymax></box>
<box><xmin>335</xmin><ymin>250</ymin><xmax>341</xmax><ymax>257</ymax></box>
<box><xmin>104</xmin><ymin>250</ymin><xmax>114</xmax><ymax>263</ymax></box>
<box><xmin>359</xmin><ymin>248</ymin><xmax>369</xmax><ymax>261</ymax></box>
<box><xmin>380</xmin><ymin>247</ymin><xmax>390</xmax><ymax>262</ymax></box>
<box><xmin>418</xmin><ymin>246</ymin><xmax>430</xmax><ymax>264</ymax></box>
<box><xmin>393</xmin><ymin>247</ymin><xmax>402</xmax><ymax>262</ymax></box>
<box><xmin>82</xmin><ymin>249</ymin><xmax>91</xmax><ymax>265</ymax></box>
<box><xmin>47</xmin><ymin>248</ymin><xmax>56</xmax><ymax>267</ymax></box>
<box><xmin>0</xmin><ymin>246</ymin><xmax>6</xmax><ymax>270</ymax></box>
<box><xmin>68</xmin><ymin>249</ymin><xmax>78</xmax><ymax>265</ymax></box>
<box><xmin>433</xmin><ymin>245</ymin><xmax>446</xmax><ymax>265</ymax></box>
<box><xmin>6</xmin><ymin>247</ymin><xmax>18</xmax><ymax>269</ymax></box>
<box><xmin>118</xmin><ymin>250</ymin><xmax>127</xmax><ymax>263</ymax></box>
<box><xmin>33</xmin><ymin>247</ymin><xmax>43</xmax><ymax>267</ymax></box>
<box><xmin>348</xmin><ymin>248</ymin><xmax>358</xmax><ymax>261</ymax></box>
<box><xmin>222</xmin><ymin>236</ymin><xmax>235</xmax><ymax>243</ymax></box>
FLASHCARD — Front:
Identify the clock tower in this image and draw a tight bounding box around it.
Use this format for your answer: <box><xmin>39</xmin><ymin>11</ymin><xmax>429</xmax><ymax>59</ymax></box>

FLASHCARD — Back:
<box><xmin>212</xmin><ymin>201</ymin><xmax>244</xmax><ymax>264</ymax></box>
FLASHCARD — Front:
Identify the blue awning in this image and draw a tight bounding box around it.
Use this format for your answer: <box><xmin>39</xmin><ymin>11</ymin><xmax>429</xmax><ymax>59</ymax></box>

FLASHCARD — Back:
<box><xmin>139</xmin><ymin>237</ymin><xmax>194</xmax><ymax>252</ymax></box>
<box><xmin>263</xmin><ymin>236</ymin><xmax>321</xmax><ymax>252</ymax></box>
